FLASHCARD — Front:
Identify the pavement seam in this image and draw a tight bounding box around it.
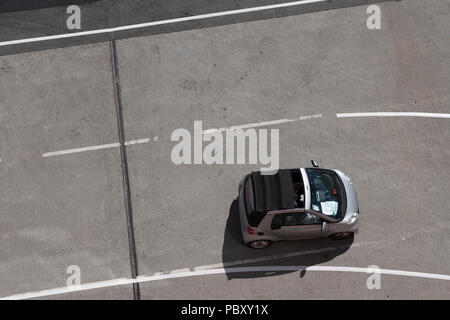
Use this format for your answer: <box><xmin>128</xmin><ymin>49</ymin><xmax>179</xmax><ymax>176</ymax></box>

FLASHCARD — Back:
<box><xmin>110</xmin><ymin>39</ymin><xmax>141</xmax><ymax>300</ymax></box>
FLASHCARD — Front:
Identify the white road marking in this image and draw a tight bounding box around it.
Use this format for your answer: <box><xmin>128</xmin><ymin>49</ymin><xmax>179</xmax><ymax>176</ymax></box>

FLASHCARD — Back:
<box><xmin>202</xmin><ymin>114</ymin><xmax>322</xmax><ymax>135</ymax></box>
<box><xmin>42</xmin><ymin>138</ymin><xmax>152</xmax><ymax>158</ymax></box>
<box><xmin>0</xmin><ymin>240</ymin><xmax>444</xmax><ymax>300</ymax></box>
<box><xmin>42</xmin><ymin>142</ymin><xmax>121</xmax><ymax>157</ymax></box>
<box><xmin>159</xmin><ymin>244</ymin><xmax>344</xmax><ymax>274</ymax></box>
<box><xmin>124</xmin><ymin>138</ymin><xmax>151</xmax><ymax>146</ymax></box>
<box><xmin>179</xmin><ymin>242</ymin><xmax>348</xmax><ymax>272</ymax></box>
<box><xmin>0</xmin><ymin>278</ymin><xmax>134</xmax><ymax>300</ymax></box>
<box><xmin>136</xmin><ymin>266</ymin><xmax>450</xmax><ymax>284</ymax></box>
<box><xmin>337</xmin><ymin>112</ymin><xmax>450</xmax><ymax>119</ymax></box>
<box><xmin>2</xmin><ymin>265</ymin><xmax>449</xmax><ymax>300</ymax></box>
<box><xmin>0</xmin><ymin>0</ymin><xmax>326</xmax><ymax>47</ymax></box>
<box><xmin>35</xmin><ymin>111</ymin><xmax>450</xmax><ymax>158</ymax></box>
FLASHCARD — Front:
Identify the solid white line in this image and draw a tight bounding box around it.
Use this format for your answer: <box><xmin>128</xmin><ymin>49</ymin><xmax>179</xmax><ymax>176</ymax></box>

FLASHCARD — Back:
<box><xmin>0</xmin><ymin>0</ymin><xmax>326</xmax><ymax>47</ymax></box>
<box><xmin>336</xmin><ymin>112</ymin><xmax>450</xmax><ymax>119</ymax></box>
<box><xmin>157</xmin><ymin>244</ymin><xmax>346</xmax><ymax>274</ymax></box>
<box><xmin>202</xmin><ymin>114</ymin><xmax>322</xmax><ymax>135</ymax></box>
<box><xmin>2</xmin><ymin>265</ymin><xmax>449</xmax><ymax>300</ymax></box>
<box><xmin>0</xmin><ymin>278</ymin><xmax>136</xmax><ymax>300</ymax></box>
<box><xmin>307</xmin><ymin>266</ymin><xmax>450</xmax><ymax>281</ymax></box>
<box><xmin>137</xmin><ymin>266</ymin><xmax>450</xmax><ymax>284</ymax></box>
<box><xmin>42</xmin><ymin>138</ymin><xmax>151</xmax><ymax>158</ymax></box>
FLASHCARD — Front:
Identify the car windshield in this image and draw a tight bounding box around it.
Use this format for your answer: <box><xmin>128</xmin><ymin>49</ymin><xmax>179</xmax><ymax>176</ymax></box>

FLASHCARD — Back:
<box><xmin>305</xmin><ymin>169</ymin><xmax>342</xmax><ymax>219</ymax></box>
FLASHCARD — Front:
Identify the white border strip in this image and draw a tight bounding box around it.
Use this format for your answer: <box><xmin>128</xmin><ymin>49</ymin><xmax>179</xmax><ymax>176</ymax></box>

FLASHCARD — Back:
<box><xmin>0</xmin><ymin>0</ymin><xmax>326</xmax><ymax>47</ymax></box>
<box><xmin>2</xmin><ymin>265</ymin><xmax>449</xmax><ymax>300</ymax></box>
<box><xmin>337</xmin><ymin>112</ymin><xmax>450</xmax><ymax>119</ymax></box>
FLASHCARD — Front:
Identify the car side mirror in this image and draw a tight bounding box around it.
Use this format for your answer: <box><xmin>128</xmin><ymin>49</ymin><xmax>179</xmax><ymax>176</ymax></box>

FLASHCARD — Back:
<box><xmin>321</xmin><ymin>221</ymin><xmax>328</xmax><ymax>233</ymax></box>
<box><xmin>311</xmin><ymin>160</ymin><xmax>319</xmax><ymax>168</ymax></box>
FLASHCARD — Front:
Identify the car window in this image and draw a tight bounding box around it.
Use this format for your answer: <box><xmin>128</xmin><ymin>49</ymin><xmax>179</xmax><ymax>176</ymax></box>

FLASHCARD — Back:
<box><xmin>271</xmin><ymin>212</ymin><xmax>322</xmax><ymax>229</ymax></box>
<box><xmin>305</xmin><ymin>169</ymin><xmax>342</xmax><ymax>218</ymax></box>
<box><xmin>244</xmin><ymin>176</ymin><xmax>255</xmax><ymax>217</ymax></box>
<box><xmin>291</xmin><ymin>169</ymin><xmax>305</xmax><ymax>208</ymax></box>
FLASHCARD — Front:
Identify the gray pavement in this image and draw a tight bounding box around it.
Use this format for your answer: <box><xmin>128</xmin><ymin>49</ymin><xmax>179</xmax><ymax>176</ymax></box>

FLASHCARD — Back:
<box><xmin>0</xmin><ymin>0</ymin><xmax>390</xmax><ymax>56</ymax></box>
<box><xmin>139</xmin><ymin>271</ymin><xmax>450</xmax><ymax>299</ymax></box>
<box><xmin>0</xmin><ymin>43</ymin><xmax>132</xmax><ymax>296</ymax></box>
<box><xmin>0</xmin><ymin>0</ymin><xmax>449</xmax><ymax>299</ymax></box>
<box><xmin>117</xmin><ymin>0</ymin><xmax>450</xmax><ymax>298</ymax></box>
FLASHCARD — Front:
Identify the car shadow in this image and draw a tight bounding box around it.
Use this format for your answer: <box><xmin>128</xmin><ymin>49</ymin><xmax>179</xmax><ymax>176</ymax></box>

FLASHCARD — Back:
<box><xmin>221</xmin><ymin>199</ymin><xmax>353</xmax><ymax>280</ymax></box>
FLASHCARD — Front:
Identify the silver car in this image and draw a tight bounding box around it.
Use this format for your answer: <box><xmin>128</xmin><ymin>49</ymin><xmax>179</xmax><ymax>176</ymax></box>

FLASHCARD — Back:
<box><xmin>238</xmin><ymin>161</ymin><xmax>359</xmax><ymax>249</ymax></box>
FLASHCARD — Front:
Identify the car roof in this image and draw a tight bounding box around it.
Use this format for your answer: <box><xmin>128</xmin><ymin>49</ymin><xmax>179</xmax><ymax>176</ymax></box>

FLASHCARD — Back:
<box><xmin>251</xmin><ymin>169</ymin><xmax>295</xmax><ymax>212</ymax></box>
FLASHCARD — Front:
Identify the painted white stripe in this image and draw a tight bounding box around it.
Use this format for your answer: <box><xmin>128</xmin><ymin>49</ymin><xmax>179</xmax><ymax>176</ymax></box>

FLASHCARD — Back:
<box><xmin>202</xmin><ymin>114</ymin><xmax>322</xmax><ymax>135</ymax></box>
<box><xmin>337</xmin><ymin>112</ymin><xmax>450</xmax><ymax>119</ymax></box>
<box><xmin>42</xmin><ymin>138</ymin><xmax>152</xmax><ymax>158</ymax></box>
<box><xmin>0</xmin><ymin>242</ymin><xmax>375</xmax><ymax>299</ymax></box>
<box><xmin>0</xmin><ymin>0</ymin><xmax>326</xmax><ymax>47</ymax></box>
<box><xmin>2</xmin><ymin>265</ymin><xmax>449</xmax><ymax>300</ymax></box>
<box><xmin>0</xmin><ymin>278</ymin><xmax>136</xmax><ymax>300</ymax></box>
<box><xmin>156</xmin><ymin>244</ymin><xmax>345</xmax><ymax>275</ymax></box>
<box><xmin>137</xmin><ymin>266</ymin><xmax>450</xmax><ymax>284</ymax></box>
<box><xmin>42</xmin><ymin>142</ymin><xmax>120</xmax><ymax>157</ymax></box>
<box><xmin>124</xmin><ymin>138</ymin><xmax>151</xmax><ymax>146</ymax></box>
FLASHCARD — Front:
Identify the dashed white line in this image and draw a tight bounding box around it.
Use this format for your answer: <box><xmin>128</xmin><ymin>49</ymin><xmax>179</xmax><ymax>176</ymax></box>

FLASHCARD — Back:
<box><xmin>42</xmin><ymin>138</ymin><xmax>152</xmax><ymax>158</ymax></box>
<box><xmin>42</xmin><ymin>114</ymin><xmax>321</xmax><ymax>158</ymax></box>
<box><xmin>337</xmin><ymin>112</ymin><xmax>450</xmax><ymax>119</ymax></box>
<box><xmin>124</xmin><ymin>138</ymin><xmax>151</xmax><ymax>146</ymax></box>
<box><xmin>35</xmin><ymin>110</ymin><xmax>450</xmax><ymax>158</ymax></box>
<box><xmin>0</xmin><ymin>0</ymin><xmax>326</xmax><ymax>47</ymax></box>
<box><xmin>42</xmin><ymin>142</ymin><xmax>121</xmax><ymax>158</ymax></box>
<box><xmin>202</xmin><ymin>114</ymin><xmax>322</xmax><ymax>135</ymax></box>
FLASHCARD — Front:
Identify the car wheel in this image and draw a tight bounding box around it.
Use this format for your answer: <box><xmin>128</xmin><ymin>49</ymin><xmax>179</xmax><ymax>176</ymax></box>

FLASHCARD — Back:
<box><xmin>247</xmin><ymin>240</ymin><xmax>272</xmax><ymax>249</ymax></box>
<box><xmin>329</xmin><ymin>232</ymin><xmax>353</xmax><ymax>240</ymax></box>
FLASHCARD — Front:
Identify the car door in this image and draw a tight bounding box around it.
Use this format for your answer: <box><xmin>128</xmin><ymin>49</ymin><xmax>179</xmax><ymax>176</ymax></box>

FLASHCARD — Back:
<box><xmin>268</xmin><ymin>210</ymin><xmax>324</xmax><ymax>240</ymax></box>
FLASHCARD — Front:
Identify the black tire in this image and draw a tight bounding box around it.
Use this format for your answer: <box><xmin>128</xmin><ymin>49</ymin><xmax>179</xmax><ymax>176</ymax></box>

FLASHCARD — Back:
<box><xmin>246</xmin><ymin>240</ymin><xmax>272</xmax><ymax>249</ymax></box>
<box><xmin>329</xmin><ymin>232</ymin><xmax>354</xmax><ymax>240</ymax></box>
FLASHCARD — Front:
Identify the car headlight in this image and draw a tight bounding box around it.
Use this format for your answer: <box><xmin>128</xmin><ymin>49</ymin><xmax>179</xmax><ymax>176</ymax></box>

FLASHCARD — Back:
<box><xmin>347</xmin><ymin>212</ymin><xmax>359</xmax><ymax>224</ymax></box>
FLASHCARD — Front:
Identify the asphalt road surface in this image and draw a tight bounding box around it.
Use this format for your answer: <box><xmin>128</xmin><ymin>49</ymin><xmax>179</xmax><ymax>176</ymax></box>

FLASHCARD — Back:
<box><xmin>0</xmin><ymin>0</ymin><xmax>390</xmax><ymax>55</ymax></box>
<box><xmin>0</xmin><ymin>0</ymin><xmax>449</xmax><ymax>299</ymax></box>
